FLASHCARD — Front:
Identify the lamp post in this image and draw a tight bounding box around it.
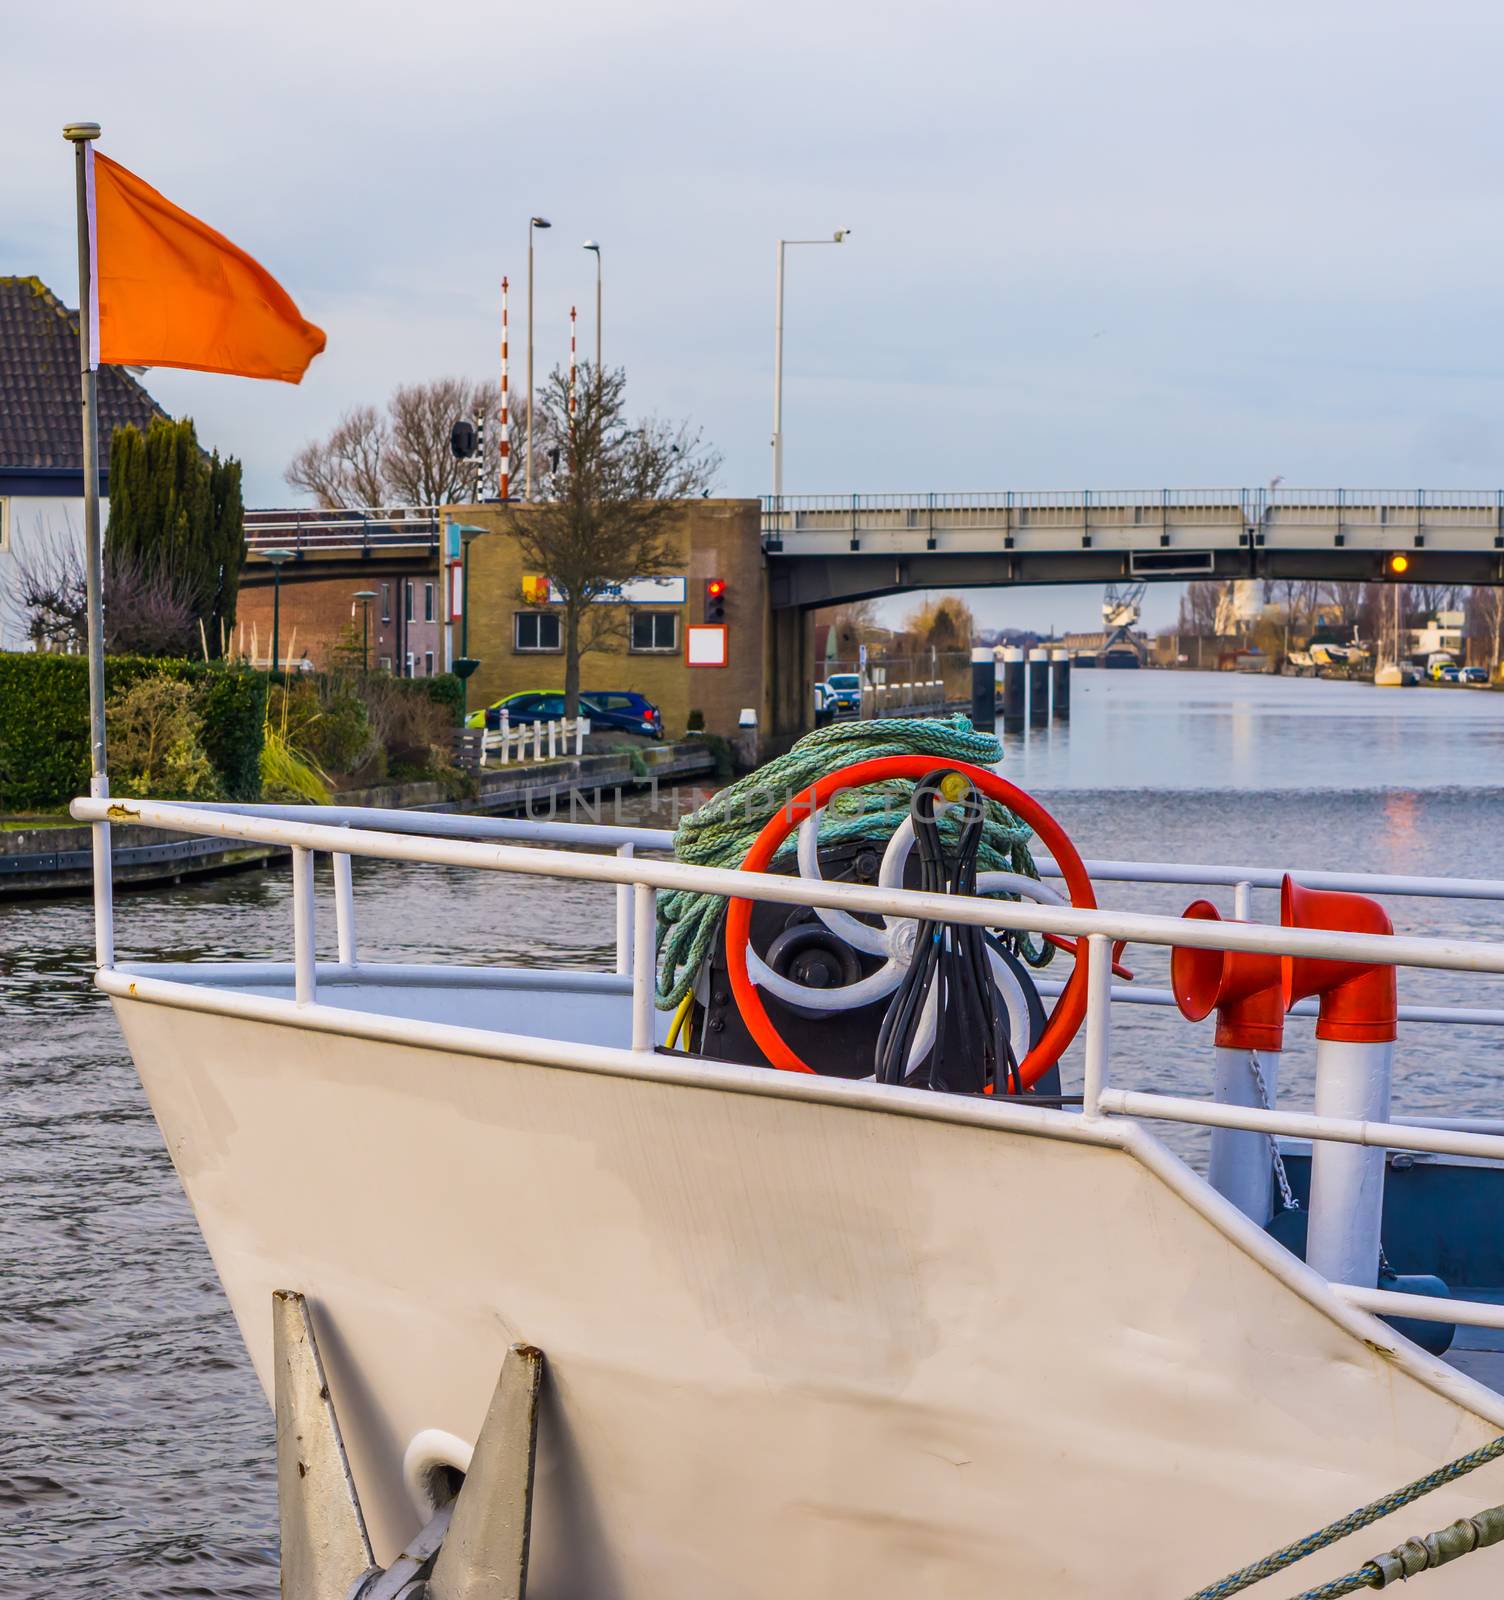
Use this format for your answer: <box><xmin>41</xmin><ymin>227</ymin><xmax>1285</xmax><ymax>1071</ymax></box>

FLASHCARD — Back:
<box><xmin>262</xmin><ymin>547</ymin><xmax>294</xmax><ymax>674</ymax></box>
<box><xmin>451</xmin><ymin>524</ymin><xmax>486</xmax><ymax>716</ymax></box>
<box><xmin>771</xmin><ymin>228</ymin><xmax>849</xmax><ymax>505</ymax></box>
<box><xmin>353</xmin><ymin>589</ymin><xmax>376</xmax><ymax>672</ymax></box>
<box><xmin>583</xmin><ymin>240</ymin><xmax>602</xmax><ymax>379</ymax></box>
<box><xmin>527</xmin><ymin>215</ymin><xmax>551</xmax><ymax>499</ymax></box>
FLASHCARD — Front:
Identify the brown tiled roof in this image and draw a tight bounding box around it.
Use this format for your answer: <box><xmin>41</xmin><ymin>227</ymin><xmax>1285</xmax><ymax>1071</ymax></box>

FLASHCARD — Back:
<box><xmin>0</xmin><ymin>275</ymin><xmax>167</xmax><ymax>472</ymax></box>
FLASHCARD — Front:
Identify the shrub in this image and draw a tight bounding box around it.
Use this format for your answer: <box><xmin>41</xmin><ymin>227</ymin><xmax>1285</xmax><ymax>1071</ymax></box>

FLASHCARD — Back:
<box><xmin>360</xmin><ymin>673</ymin><xmax>457</xmax><ymax>781</ymax></box>
<box><xmin>0</xmin><ymin>654</ymin><xmax>264</xmax><ymax>812</ymax></box>
<box><xmin>105</xmin><ymin>677</ymin><xmax>221</xmax><ymax>800</ymax></box>
<box><xmin>260</xmin><ymin>725</ymin><xmax>333</xmax><ymax>804</ymax></box>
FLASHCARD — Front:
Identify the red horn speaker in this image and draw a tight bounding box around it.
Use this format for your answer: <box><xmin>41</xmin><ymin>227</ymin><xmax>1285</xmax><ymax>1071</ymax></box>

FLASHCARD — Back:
<box><xmin>1171</xmin><ymin>899</ymin><xmax>1284</xmax><ymax>1051</ymax></box>
<box><xmin>1280</xmin><ymin>876</ymin><xmax>1396</xmax><ymax>1044</ymax></box>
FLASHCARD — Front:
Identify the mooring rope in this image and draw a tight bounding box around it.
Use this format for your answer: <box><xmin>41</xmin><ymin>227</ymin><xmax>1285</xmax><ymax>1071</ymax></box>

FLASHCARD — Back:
<box><xmin>1185</xmin><ymin>1433</ymin><xmax>1504</xmax><ymax>1600</ymax></box>
<box><xmin>654</xmin><ymin>715</ymin><xmax>1044</xmax><ymax>1009</ymax></box>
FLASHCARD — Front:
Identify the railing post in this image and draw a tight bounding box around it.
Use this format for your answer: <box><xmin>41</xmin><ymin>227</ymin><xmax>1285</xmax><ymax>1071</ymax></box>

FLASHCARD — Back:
<box><xmin>575</xmin><ymin>718</ymin><xmax>587</xmax><ymax>755</ymax></box>
<box><xmin>631</xmin><ymin>880</ymin><xmax>656</xmax><ymax>1052</ymax></box>
<box><xmin>1081</xmin><ymin>933</ymin><xmax>1112</xmax><ymax>1117</ymax></box>
<box><xmin>333</xmin><ymin>843</ymin><xmax>356</xmax><ymax>966</ymax></box>
<box><xmin>1307</xmin><ymin>1038</ymin><xmax>1395</xmax><ymax>1287</ymax></box>
<box><xmin>614</xmin><ymin>842</ymin><xmax>636</xmax><ymax>975</ymax></box>
<box><xmin>499</xmin><ymin>710</ymin><xmax>510</xmax><ymax>765</ymax></box>
<box><xmin>532</xmin><ymin>721</ymin><xmax>542</xmax><ymax>762</ymax></box>
<box><xmin>292</xmin><ymin>845</ymin><xmax>317</xmax><ymax>1004</ymax></box>
<box><xmin>548</xmin><ymin>720</ymin><xmax>558</xmax><ymax>759</ymax></box>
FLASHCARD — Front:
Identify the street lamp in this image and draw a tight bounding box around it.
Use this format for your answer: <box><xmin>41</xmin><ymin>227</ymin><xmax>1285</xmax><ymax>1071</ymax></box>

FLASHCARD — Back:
<box><xmin>582</xmin><ymin>240</ymin><xmax>602</xmax><ymax>379</ymax></box>
<box><xmin>262</xmin><ymin>547</ymin><xmax>294</xmax><ymax>674</ymax></box>
<box><xmin>527</xmin><ymin>215</ymin><xmax>552</xmax><ymax>499</ymax></box>
<box><xmin>451</xmin><ymin>524</ymin><xmax>487</xmax><ymax>714</ymax></box>
<box><xmin>771</xmin><ymin>228</ymin><xmax>850</xmax><ymax>505</ymax></box>
<box><xmin>353</xmin><ymin>589</ymin><xmax>377</xmax><ymax>672</ymax></box>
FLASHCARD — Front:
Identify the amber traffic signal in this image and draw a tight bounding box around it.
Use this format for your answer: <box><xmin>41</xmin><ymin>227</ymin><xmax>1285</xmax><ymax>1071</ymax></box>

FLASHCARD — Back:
<box><xmin>1385</xmin><ymin>552</ymin><xmax>1411</xmax><ymax>578</ymax></box>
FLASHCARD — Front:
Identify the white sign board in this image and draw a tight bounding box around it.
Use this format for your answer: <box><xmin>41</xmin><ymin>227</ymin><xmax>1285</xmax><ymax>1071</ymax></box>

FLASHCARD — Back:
<box><xmin>686</xmin><ymin>624</ymin><xmax>728</xmax><ymax>668</ymax></box>
<box><xmin>547</xmin><ymin>576</ymin><xmax>687</xmax><ymax>605</ymax></box>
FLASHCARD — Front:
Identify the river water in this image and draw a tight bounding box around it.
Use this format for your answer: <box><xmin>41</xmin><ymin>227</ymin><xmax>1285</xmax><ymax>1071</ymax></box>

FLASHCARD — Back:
<box><xmin>3</xmin><ymin>670</ymin><xmax>1502</xmax><ymax>1596</ymax></box>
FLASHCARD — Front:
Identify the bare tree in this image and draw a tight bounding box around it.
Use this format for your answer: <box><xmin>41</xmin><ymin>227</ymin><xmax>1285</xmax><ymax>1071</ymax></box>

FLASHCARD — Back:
<box><xmin>6</xmin><ymin>530</ymin><xmax>197</xmax><ymax>657</ymax></box>
<box><xmin>1178</xmin><ymin>581</ymin><xmax>1221</xmax><ymax>637</ymax></box>
<box><xmin>903</xmin><ymin>594</ymin><xmax>976</xmax><ymax>653</ymax></box>
<box><xmin>286</xmin><ymin>404</ymin><xmax>388</xmax><ymax>507</ymax></box>
<box><xmin>1467</xmin><ymin>585</ymin><xmax>1504</xmax><ymax>676</ymax></box>
<box><xmin>287</xmin><ymin>382</ymin><xmax>530</xmax><ymax>509</ymax></box>
<box><xmin>501</xmin><ymin>364</ymin><xmax>720</xmax><ymax>717</ymax></box>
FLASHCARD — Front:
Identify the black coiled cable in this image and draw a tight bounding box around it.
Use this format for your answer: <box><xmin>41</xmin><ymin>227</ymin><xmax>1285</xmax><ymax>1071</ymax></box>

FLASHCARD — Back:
<box><xmin>874</xmin><ymin>770</ymin><xmax>1020</xmax><ymax>1094</ymax></box>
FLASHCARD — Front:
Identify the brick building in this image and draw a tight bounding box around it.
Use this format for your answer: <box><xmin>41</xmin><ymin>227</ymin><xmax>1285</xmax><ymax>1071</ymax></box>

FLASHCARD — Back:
<box><xmin>457</xmin><ymin>497</ymin><xmax>777</xmax><ymax>739</ymax></box>
<box><xmin>237</xmin><ymin>555</ymin><xmax>442</xmax><ymax>673</ymax></box>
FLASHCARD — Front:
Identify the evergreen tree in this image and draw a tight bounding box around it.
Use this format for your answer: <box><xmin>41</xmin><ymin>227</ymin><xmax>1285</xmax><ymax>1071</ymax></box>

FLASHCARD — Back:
<box><xmin>106</xmin><ymin>417</ymin><xmax>244</xmax><ymax>656</ymax></box>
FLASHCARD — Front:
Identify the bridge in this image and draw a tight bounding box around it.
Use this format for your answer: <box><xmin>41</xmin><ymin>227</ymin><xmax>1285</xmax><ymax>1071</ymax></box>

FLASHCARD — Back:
<box><xmin>763</xmin><ymin>489</ymin><xmax>1504</xmax><ymax>608</ymax></box>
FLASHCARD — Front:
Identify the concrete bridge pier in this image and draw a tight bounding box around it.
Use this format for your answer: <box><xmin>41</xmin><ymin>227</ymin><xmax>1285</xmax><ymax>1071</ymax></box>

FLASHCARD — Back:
<box><xmin>768</xmin><ymin>605</ymin><xmax>816</xmax><ymax>751</ymax></box>
<box><xmin>1051</xmin><ymin>648</ymin><xmax>1071</xmax><ymax>720</ymax></box>
<box><xmin>1000</xmin><ymin>648</ymin><xmax>1025</xmax><ymax>728</ymax></box>
<box><xmin>1027</xmin><ymin>648</ymin><xmax>1050</xmax><ymax>726</ymax></box>
<box><xmin>970</xmin><ymin>647</ymin><xmax>997</xmax><ymax>732</ymax></box>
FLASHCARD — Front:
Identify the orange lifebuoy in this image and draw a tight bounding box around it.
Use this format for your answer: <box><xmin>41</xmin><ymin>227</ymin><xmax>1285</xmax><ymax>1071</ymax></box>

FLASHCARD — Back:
<box><xmin>723</xmin><ymin>755</ymin><xmax>1098</xmax><ymax>1090</ymax></box>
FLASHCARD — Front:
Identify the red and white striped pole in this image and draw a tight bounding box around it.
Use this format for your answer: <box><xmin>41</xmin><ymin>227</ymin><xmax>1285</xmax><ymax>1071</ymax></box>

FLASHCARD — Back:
<box><xmin>499</xmin><ymin>277</ymin><xmax>510</xmax><ymax>501</ymax></box>
<box><xmin>569</xmin><ymin>304</ymin><xmax>577</xmax><ymax>419</ymax></box>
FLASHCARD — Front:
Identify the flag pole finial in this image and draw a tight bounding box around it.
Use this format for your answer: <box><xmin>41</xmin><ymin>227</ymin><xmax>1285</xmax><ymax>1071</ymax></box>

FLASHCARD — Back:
<box><xmin>63</xmin><ymin>122</ymin><xmax>101</xmax><ymax>142</ymax></box>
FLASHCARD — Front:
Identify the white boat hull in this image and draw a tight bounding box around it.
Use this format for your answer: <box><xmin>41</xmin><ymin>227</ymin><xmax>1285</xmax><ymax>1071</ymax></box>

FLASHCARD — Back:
<box><xmin>110</xmin><ymin>968</ymin><xmax>1504</xmax><ymax>1598</ymax></box>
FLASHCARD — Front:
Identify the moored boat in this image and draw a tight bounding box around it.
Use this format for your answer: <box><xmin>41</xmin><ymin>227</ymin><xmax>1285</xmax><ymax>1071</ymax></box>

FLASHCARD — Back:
<box><xmin>70</xmin><ymin>732</ymin><xmax>1504</xmax><ymax>1597</ymax></box>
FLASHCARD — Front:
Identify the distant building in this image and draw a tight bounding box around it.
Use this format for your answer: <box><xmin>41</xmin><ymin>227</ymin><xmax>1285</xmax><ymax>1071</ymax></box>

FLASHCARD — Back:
<box><xmin>0</xmin><ymin>276</ymin><xmax>166</xmax><ymax>651</ymax></box>
<box><xmin>1408</xmin><ymin>610</ymin><xmax>1465</xmax><ymax>662</ymax></box>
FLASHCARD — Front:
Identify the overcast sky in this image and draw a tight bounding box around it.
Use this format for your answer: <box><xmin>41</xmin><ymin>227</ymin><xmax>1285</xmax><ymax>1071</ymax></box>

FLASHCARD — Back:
<box><xmin>7</xmin><ymin>1</ymin><xmax>1503</xmax><ymax>631</ymax></box>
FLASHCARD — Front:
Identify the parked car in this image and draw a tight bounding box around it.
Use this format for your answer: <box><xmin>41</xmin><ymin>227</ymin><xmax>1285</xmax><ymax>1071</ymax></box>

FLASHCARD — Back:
<box><xmin>825</xmin><ymin>673</ymin><xmax>863</xmax><ymax>715</ymax></box>
<box><xmin>1427</xmin><ymin>659</ymin><xmax>1459</xmax><ymax>682</ymax></box>
<box><xmin>581</xmin><ymin>691</ymin><xmax>664</xmax><ymax>739</ymax></box>
<box><xmin>1461</xmin><ymin>666</ymin><xmax>1491</xmax><ymax>686</ymax></box>
<box><xmin>465</xmin><ymin>689</ymin><xmax>549</xmax><ymax>731</ymax></box>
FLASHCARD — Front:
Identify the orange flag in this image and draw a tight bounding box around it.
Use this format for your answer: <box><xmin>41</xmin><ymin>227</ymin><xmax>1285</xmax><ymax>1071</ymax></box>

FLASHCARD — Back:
<box><xmin>88</xmin><ymin>148</ymin><xmax>326</xmax><ymax>383</ymax></box>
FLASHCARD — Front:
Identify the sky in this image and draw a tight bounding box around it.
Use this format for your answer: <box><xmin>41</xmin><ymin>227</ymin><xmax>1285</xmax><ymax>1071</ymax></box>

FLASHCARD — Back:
<box><xmin>6</xmin><ymin>0</ymin><xmax>1504</xmax><ymax>632</ymax></box>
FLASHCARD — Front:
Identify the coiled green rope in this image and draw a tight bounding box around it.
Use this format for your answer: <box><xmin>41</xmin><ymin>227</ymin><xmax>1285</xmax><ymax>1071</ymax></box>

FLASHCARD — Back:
<box><xmin>654</xmin><ymin>715</ymin><xmax>1046</xmax><ymax>1009</ymax></box>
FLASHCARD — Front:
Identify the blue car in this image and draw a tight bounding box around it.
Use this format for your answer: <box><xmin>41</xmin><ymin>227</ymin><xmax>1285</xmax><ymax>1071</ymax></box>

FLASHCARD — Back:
<box><xmin>824</xmin><ymin>673</ymin><xmax>863</xmax><ymax>715</ymax></box>
<box><xmin>486</xmin><ymin>691</ymin><xmax>664</xmax><ymax>740</ymax></box>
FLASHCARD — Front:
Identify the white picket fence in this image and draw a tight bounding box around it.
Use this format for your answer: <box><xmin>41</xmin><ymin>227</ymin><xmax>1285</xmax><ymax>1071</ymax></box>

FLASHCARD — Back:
<box><xmin>481</xmin><ymin>712</ymin><xmax>592</xmax><ymax>765</ymax></box>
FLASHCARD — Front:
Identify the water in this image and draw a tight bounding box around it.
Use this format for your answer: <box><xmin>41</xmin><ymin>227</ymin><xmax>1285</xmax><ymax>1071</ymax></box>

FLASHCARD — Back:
<box><xmin>2</xmin><ymin>670</ymin><xmax>1502</xmax><ymax>1596</ymax></box>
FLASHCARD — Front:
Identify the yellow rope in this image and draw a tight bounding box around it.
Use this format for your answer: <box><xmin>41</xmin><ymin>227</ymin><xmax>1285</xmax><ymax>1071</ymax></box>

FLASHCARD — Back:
<box><xmin>666</xmin><ymin>992</ymin><xmax>694</xmax><ymax>1051</ymax></box>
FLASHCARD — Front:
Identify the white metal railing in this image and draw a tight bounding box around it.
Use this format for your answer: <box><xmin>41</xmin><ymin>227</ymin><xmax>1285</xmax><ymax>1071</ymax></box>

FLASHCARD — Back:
<box><xmin>72</xmin><ymin>794</ymin><xmax>1504</xmax><ymax>1339</ymax></box>
<box><xmin>244</xmin><ymin>506</ymin><xmax>441</xmax><ymax>554</ymax></box>
<box><xmin>760</xmin><ymin>487</ymin><xmax>1504</xmax><ymax>548</ymax></box>
<box><xmin>480</xmin><ymin>713</ymin><xmax>591</xmax><ymax>765</ymax></box>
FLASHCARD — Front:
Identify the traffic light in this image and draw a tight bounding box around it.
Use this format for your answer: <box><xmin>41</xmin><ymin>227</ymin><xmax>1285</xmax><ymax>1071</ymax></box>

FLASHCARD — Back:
<box><xmin>1385</xmin><ymin>552</ymin><xmax>1411</xmax><ymax>578</ymax></box>
<box><xmin>704</xmin><ymin>577</ymin><xmax>727</xmax><ymax>622</ymax></box>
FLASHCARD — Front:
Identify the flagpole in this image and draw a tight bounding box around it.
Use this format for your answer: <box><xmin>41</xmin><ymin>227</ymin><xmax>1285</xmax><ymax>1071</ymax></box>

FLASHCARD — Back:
<box><xmin>63</xmin><ymin>119</ymin><xmax>112</xmax><ymax>966</ymax></box>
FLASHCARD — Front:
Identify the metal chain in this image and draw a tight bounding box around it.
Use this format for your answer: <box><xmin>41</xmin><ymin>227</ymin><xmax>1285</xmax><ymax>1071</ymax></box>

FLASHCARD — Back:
<box><xmin>1249</xmin><ymin>1050</ymin><xmax>1299</xmax><ymax>1212</ymax></box>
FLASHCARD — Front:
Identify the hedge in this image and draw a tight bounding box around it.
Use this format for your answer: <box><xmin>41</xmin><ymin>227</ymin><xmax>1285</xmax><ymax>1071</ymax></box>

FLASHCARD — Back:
<box><xmin>0</xmin><ymin>654</ymin><xmax>266</xmax><ymax>812</ymax></box>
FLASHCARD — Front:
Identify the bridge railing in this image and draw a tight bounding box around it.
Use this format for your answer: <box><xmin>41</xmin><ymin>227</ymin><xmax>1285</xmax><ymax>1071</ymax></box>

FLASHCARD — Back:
<box><xmin>244</xmin><ymin>506</ymin><xmax>442</xmax><ymax>555</ymax></box>
<box><xmin>763</xmin><ymin>488</ymin><xmax>1504</xmax><ymax>543</ymax></box>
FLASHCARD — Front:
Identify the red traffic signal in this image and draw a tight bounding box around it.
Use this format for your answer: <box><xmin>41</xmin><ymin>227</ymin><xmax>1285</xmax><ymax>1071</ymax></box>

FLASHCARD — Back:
<box><xmin>704</xmin><ymin>578</ymin><xmax>727</xmax><ymax>622</ymax></box>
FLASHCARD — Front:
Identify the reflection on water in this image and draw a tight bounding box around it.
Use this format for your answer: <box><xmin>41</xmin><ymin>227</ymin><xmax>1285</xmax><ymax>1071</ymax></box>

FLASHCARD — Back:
<box><xmin>1003</xmin><ymin>668</ymin><xmax>1504</xmax><ymax>791</ymax></box>
<box><xmin>2</xmin><ymin>669</ymin><xmax>1503</xmax><ymax>1595</ymax></box>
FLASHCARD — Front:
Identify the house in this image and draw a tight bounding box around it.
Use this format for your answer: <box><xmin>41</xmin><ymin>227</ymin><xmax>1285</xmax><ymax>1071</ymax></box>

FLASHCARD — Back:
<box><xmin>0</xmin><ymin>275</ymin><xmax>166</xmax><ymax>650</ymax></box>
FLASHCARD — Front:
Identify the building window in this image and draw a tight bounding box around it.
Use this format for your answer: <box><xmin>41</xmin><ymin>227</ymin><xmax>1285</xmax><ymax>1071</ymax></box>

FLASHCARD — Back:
<box><xmin>379</xmin><ymin>655</ymin><xmax>393</xmax><ymax>672</ymax></box>
<box><xmin>424</xmin><ymin>582</ymin><xmax>435</xmax><ymax>623</ymax></box>
<box><xmin>514</xmin><ymin>611</ymin><xmax>562</xmax><ymax>652</ymax></box>
<box><xmin>405</xmin><ymin>581</ymin><xmax>414</xmax><ymax>622</ymax></box>
<box><xmin>380</xmin><ymin>582</ymin><xmax>391</xmax><ymax>623</ymax></box>
<box><xmin>630</xmin><ymin>611</ymin><xmax>679</xmax><ymax>653</ymax></box>
<box><xmin>424</xmin><ymin>650</ymin><xmax>435</xmax><ymax>677</ymax></box>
